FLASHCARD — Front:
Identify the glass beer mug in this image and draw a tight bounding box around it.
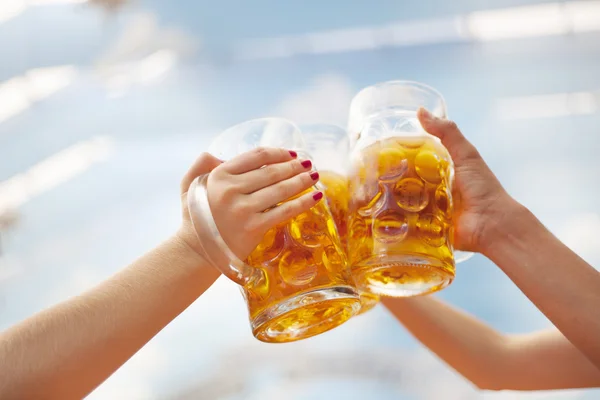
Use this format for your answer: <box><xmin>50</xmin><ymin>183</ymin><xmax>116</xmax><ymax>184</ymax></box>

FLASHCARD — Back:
<box><xmin>346</xmin><ymin>81</ymin><xmax>474</xmax><ymax>297</ymax></box>
<box><xmin>301</xmin><ymin>123</ymin><xmax>380</xmax><ymax>315</ymax></box>
<box><xmin>187</xmin><ymin>118</ymin><xmax>361</xmax><ymax>343</ymax></box>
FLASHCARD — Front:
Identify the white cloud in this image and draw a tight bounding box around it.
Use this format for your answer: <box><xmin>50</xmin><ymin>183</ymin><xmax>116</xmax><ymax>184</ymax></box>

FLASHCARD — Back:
<box><xmin>233</xmin><ymin>2</ymin><xmax>600</xmax><ymax>60</ymax></box>
<box><xmin>275</xmin><ymin>74</ymin><xmax>355</xmax><ymax>127</ymax></box>
<box><xmin>465</xmin><ymin>1</ymin><xmax>600</xmax><ymax>41</ymax></box>
<box><xmin>493</xmin><ymin>91</ymin><xmax>598</xmax><ymax>120</ymax></box>
<box><xmin>0</xmin><ymin>0</ymin><xmax>86</xmax><ymax>26</ymax></box>
<box><xmin>234</xmin><ymin>16</ymin><xmax>465</xmax><ymax>60</ymax></box>
<box><xmin>96</xmin><ymin>11</ymin><xmax>197</xmax><ymax>67</ymax></box>
<box><xmin>0</xmin><ymin>0</ymin><xmax>27</xmax><ymax>25</ymax></box>
<box><xmin>94</xmin><ymin>11</ymin><xmax>199</xmax><ymax>96</ymax></box>
<box><xmin>0</xmin><ymin>65</ymin><xmax>78</xmax><ymax>124</ymax></box>
<box><xmin>0</xmin><ymin>136</ymin><xmax>114</xmax><ymax>214</ymax></box>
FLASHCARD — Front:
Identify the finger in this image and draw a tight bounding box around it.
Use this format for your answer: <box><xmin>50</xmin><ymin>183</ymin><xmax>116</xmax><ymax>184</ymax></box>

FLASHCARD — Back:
<box><xmin>180</xmin><ymin>152</ymin><xmax>223</xmax><ymax>194</ymax></box>
<box><xmin>251</xmin><ymin>170</ymin><xmax>320</xmax><ymax>210</ymax></box>
<box><xmin>239</xmin><ymin>158</ymin><xmax>314</xmax><ymax>193</ymax></box>
<box><xmin>223</xmin><ymin>147</ymin><xmax>297</xmax><ymax>175</ymax></box>
<box><xmin>417</xmin><ymin>107</ymin><xmax>481</xmax><ymax>162</ymax></box>
<box><xmin>258</xmin><ymin>190</ymin><xmax>324</xmax><ymax>229</ymax></box>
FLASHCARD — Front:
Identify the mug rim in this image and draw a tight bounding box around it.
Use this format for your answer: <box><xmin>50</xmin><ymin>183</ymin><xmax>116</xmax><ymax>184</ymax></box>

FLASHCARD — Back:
<box><xmin>208</xmin><ymin>117</ymin><xmax>304</xmax><ymax>159</ymax></box>
<box><xmin>347</xmin><ymin>80</ymin><xmax>448</xmax><ymax>144</ymax></box>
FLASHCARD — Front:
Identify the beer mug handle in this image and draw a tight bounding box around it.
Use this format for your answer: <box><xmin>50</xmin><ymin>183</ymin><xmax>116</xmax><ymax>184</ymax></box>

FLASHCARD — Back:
<box><xmin>187</xmin><ymin>174</ymin><xmax>264</xmax><ymax>286</ymax></box>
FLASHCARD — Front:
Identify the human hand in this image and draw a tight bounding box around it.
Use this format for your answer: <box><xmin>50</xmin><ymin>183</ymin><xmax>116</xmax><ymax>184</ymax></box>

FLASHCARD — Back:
<box><xmin>206</xmin><ymin>147</ymin><xmax>323</xmax><ymax>260</ymax></box>
<box><xmin>178</xmin><ymin>152</ymin><xmax>224</xmax><ymax>260</ymax></box>
<box><xmin>417</xmin><ymin>108</ymin><xmax>520</xmax><ymax>254</ymax></box>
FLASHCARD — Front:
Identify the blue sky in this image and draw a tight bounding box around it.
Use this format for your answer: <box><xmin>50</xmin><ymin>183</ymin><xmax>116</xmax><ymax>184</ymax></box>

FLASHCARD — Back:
<box><xmin>1</xmin><ymin>1</ymin><xmax>600</xmax><ymax>399</ymax></box>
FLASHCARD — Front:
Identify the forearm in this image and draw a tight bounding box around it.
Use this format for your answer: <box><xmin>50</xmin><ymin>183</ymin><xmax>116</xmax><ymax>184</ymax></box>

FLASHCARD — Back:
<box><xmin>382</xmin><ymin>296</ymin><xmax>509</xmax><ymax>390</ymax></box>
<box><xmin>505</xmin><ymin>330</ymin><xmax>600</xmax><ymax>390</ymax></box>
<box><xmin>483</xmin><ymin>202</ymin><xmax>600</xmax><ymax>369</ymax></box>
<box><xmin>0</xmin><ymin>235</ymin><xmax>219</xmax><ymax>399</ymax></box>
<box><xmin>384</xmin><ymin>296</ymin><xmax>600</xmax><ymax>391</ymax></box>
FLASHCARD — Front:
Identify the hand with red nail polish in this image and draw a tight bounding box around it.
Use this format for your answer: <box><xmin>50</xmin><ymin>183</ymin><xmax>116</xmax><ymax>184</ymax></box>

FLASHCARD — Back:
<box><xmin>301</xmin><ymin>160</ymin><xmax>312</xmax><ymax>169</ymax></box>
<box><xmin>206</xmin><ymin>147</ymin><xmax>322</xmax><ymax>260</ymax></box>
<box><xmin>179</xmin><ymin>152</ymin><xmax>225</xmax><ymax>259</ymax></box>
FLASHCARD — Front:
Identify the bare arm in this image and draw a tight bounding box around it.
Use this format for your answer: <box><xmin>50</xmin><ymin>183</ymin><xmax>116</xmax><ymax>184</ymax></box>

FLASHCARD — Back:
<box><xmin>0</xmin><ymin>152</ymin><xmax>224</xmax><ymax>399</ymax></box>
<box><xmin>0</xmin><ymin>148</ymin><xmax>325</xmax><ymax>399</ymax></box>
<box><xmin>0</xmin><ymin>235</ymin><xmax>219</xmax><ymax>399</ymax></box>
<box><xmin>383</xmin><ymin>295</ymin><xmax>600</xmax><ymax>390</ymax></box>
<box><xmin>384</xmin><ymin>109</ymin><xmax>600</xmax><ymax>391</ymax></box>
<box><xmin>483</xmin><ymin>203</ymin><xmax>600</xmax><ymax>371</ymax></box>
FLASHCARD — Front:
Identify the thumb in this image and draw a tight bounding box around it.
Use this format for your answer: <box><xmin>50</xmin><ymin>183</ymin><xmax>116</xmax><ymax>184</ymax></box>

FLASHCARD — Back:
<box><xmin>180</xmin><ymin>152</ymin><xmax>223</xmax><ymax>194</ymax></box>
<box><xmin>417</xmin><ymin>107</ymin><xmax>480</xmax><ymax>162</ymax></box>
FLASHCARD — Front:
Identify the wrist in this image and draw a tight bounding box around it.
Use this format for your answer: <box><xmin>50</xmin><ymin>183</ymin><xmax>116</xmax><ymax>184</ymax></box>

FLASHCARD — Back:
<box><xmin>478</xmin><ymin>197</ymin><xmax>535</xmax><ymax>258</ymax></box>
<box><xmin>169</xmin><ymin>231</ymin><xmax>221</xmax><ymax>285</ymax></box>
<box><xmin>170</xmin><ymin>228</ymin><xmax>210</xmax><ymax>270</ymax></box>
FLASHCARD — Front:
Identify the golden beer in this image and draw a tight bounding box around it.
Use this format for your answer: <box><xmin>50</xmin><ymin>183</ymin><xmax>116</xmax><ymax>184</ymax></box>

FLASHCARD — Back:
<box><xmin>243</xmin><ymin>187</ymin><xmax>360</xmax><ymax>342</ymax></box>
<box><xmin>319</xmin><ymin>170</ymin><xmax>380</xmax><ymax>314</ymax></box>
<box><xmin>348</xmin><ymin>135</ymin><xmax>455</xmax><ymax>297</ymax></box>
<box><xmin>188</xmin><ymin>118</ymin><xmax>360</xmax><ymax>344</ymax></box>
<box><xmin>318</xmin><ymin>171</ymin><xmax>350</xmax><ymax>244</ymax></box>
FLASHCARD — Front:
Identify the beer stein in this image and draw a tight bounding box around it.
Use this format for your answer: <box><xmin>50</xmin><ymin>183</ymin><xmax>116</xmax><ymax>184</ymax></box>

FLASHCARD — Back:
<box><xmin>346</xmin><ymin>81</ymin><xmax>474</xmax><ymax>297</ymax></box>
<box><xmin>187</xmin><ymin>118</ymin><xmax>361</xmax><ymax>343</ymax></box>
<box><xmin>301</xmin><ymin>123</ymin><xmax>380</xmax><ymax>314</ymax></box>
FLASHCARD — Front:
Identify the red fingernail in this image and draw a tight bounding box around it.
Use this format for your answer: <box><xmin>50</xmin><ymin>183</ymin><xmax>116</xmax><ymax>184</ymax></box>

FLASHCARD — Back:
<box><xmin>313</xmin><ymin>191</ymin><xmax>323</xmax><ymax>201</ymax></box>
<box><xmin>301</xmin><ymin>160</ymin><xmax>312</xmax><ymax>169</ymax></box>
<box><xmin>310</xmin><ymin>171</ymin><xmax>319</xmax><ymax>180</ymax></box>
<box><xmin>289</xmin><ymin>150</ymin><xmax>298</xmax><ymax>158</ymax></box>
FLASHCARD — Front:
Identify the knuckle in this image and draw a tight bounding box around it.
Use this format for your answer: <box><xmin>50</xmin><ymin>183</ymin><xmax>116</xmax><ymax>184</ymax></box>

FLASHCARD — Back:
<box><xmin>180</xmin><ymin>154</ymin><xmax>211</xmax><ymax>193</ymax></box>
<box><xmin>253</xmin><ymin>146</ymin><xmax>269</xmax><ymax>159</ymax></box>
<box><xmin>280</xmin><ymin>182</ymin><xmax>296</xmax><ymax>200</ymax></box>
<box><xmin>197</xmin><ymin>152</ymin><xmax>211</xmax><ymax>164</ymax></box>
<box><xmin>444</xmin><ymin>120</ymin><xmax>459</xmax><ymax>132</ymax></box>
<box><xmin>216</xmin><ymin>183</ymin><xmax>238</xmax><ymax>203</ymax></box>
<box><xmin>281</xmin><ymin>203</ymin><xmax>297</xmax><ymax>220</ymax></box>
<box><xmin>265</xmin><ymin>165</ymin><xmax>282</xmax><ymax>182</ymax></box>
<box><xmin>212</xmin><ymin>164</ymin><xmax>225</xmax><ymax>176</ymax></box>
<box><xmin>209</xmin><ymin>164</ymin><xmax>226</xmax><ymax>180</ymax></box>
<box><xmin>237</xmin><ymin>198</ymin><xmax>254</xmax><ymax>215</ymax></box>
<box><xmin>289</xmin><ymin>160</ymin><xmax>301</xmax><ymax>175</ymax></box>
<box><xmin>284</xmin><ymin>178</ymin><xmax>304</xmax><ymax>199</ymax></box>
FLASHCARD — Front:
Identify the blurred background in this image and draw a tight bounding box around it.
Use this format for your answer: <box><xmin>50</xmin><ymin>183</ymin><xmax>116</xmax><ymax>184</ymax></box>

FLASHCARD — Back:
<box><xmin>1</xmin><ymin>0</ymin><xmax>600</xmax><ymax>399</ymax></box>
